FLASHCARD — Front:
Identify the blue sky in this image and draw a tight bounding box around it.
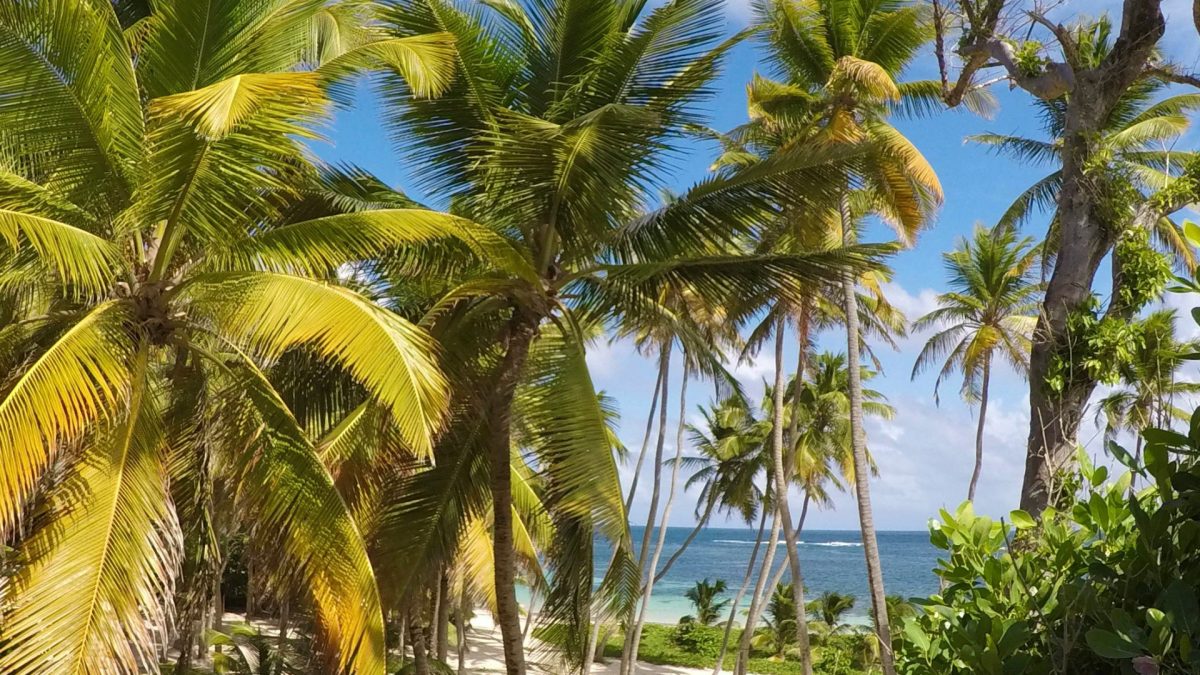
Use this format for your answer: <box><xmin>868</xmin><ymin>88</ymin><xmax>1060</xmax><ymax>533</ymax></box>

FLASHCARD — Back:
<box><xmin>318</xmin><ymin>0</ymin><xmax>1200</xmax><ymax>530</ymax></box>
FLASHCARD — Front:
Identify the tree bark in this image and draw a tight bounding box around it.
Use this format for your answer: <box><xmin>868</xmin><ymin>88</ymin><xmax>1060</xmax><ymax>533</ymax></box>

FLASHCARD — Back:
<box><xmin>840</xmin><ymin>194</ymin><xmax>894</xmax><ymax>674</ymax></box>
<box><xmin>968</xmin><ymin>360</ymin><xmax>991</xmax><ymax>502</ymax></box>
<box><xmin>769</xmin><ymin>319</ymin><xmax>813</xmax><ymax>675</ymax></box>
<box><xmin>457</xmin><ymin>587</ymin><xmax>469</xmax><ymax>675</ymax></box>
<box><xmin>489</xmin><ymin>310</ymin><xmax>541</xmax><ymax>675</ymax></box>
<box><xmin>734</xmin><ymin>510</ymin><xmax>781</xmax><ymax>675</ymax></box>
<box><xmin>410</xmin><ymin>616</ymin><xmax>431</xmax><ymax>675</ymax></box>
<box><xmin>619</xmin><ymin>344</ymin><xmax>672</xmax><ymax>675</ymax></box>
<box><xmin>712</xmin><ymin>508</ymin><xmax>769</xmax><ymax>675</ymax></box>
<box><xmin>437</xmin><ymin>572</ymin><xmax>451</xmax><ymax>662</ymax></box>
<box><xmin>629</xmin><ymin>367</ymin><xmax>689</xmax><ymax>675</ymax></box>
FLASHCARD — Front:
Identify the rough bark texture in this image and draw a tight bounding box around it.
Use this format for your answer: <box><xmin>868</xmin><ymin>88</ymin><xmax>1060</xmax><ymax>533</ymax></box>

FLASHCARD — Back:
<box><xmin>712</xmin><ymin>508</ymin><xmax>769</xmax><ymax>675</ymax></box>
<box><xmin>619</xmin><ymin>345</ymin><xmax>672</xmax><ymax>675</ymax></box>
<box><xmin>841</xmin><ymin>196</ymin><xmax>894</xmax><ymax>674</ymax></box>
<box><xmin>489</xmin><ymin>310</ymin><xmax>541</xmax><ymax>675</ymax></box>
<box><xmin>770</xmin><ymin>321</ymin><xmax>814</xmax><ymax>675</ymax></box>
<box><xmin>968</xmin><ymin>360</ymin><xmax>991</xmax><ymax>502</ymax></box>
<box><xmin>437</xmin><ymin>572</ymin><xmax>451</xmax><ymax>662</ymax></box>
<box><xmin>628</xmin><ymin>368</ymin><xmax>689</xmax><ymax>675</ymax></box>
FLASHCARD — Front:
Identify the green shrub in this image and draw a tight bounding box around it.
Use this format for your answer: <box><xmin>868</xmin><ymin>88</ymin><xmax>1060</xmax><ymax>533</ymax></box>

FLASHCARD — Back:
<box><xmin>670</xmin><ymin>621</ymin><xmax>723</xmax><ymax>658</ymax></box>
<box><xmin>895</xmin><ymin>413</ymin><xmax>1200</xmax><ymax>674</ymax></box>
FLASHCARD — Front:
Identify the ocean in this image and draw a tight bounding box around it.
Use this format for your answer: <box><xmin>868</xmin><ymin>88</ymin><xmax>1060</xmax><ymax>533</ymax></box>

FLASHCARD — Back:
<box><xmin>602</xmin><ymin>526</ymin><xmax>940</xmax><ymax>624</ymax></box>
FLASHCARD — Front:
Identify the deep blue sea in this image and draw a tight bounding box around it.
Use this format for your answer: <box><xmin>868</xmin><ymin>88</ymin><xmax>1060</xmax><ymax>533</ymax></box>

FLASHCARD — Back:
<box><xmin>603</xmin><ymin>527</ymin><xmax>940</xmax><ymax>624</ymax></box>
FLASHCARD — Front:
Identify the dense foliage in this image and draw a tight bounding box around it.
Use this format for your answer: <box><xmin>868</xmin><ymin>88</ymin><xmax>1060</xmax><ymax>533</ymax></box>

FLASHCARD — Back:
<box><xmin>896</xmin><ymin>410</ymin><xmax>1200</xmax><ymax>673</ymax></box>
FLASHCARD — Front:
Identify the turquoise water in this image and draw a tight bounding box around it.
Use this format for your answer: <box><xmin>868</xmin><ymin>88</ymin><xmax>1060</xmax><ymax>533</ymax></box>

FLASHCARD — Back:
<box><xmin>597</xmin><ymin>527</ymin><xmax>940</xmax><ymax>624</ymax></box>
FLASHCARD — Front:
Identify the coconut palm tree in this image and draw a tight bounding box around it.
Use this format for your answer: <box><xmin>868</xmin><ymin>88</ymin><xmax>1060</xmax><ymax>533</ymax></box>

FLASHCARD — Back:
<box><xmin>0</xmin><ymin>3</ymin><xmax>458</xmax><ymax>672</ymax></box>
<box><xmin>808</xmin><ymin>591</ymin><xmax>856</xmax><ymax>633</ymax></box>
<box><xmin>683</xmin><ymin>578</ymin><xmax>730</xmax><ymax>626</ymax></box>
<box><xmin>369</xmin><ymin>0</ymin><xmax>884</xmax><ymax>670</ymax></box>
<box><xmin>911</xmin><ymin>225</ymin><xmax>1042</xmax><ymax>502</ymax></box>
<box><xmin>1095</xmin><ymin>309</ymin><xmax>1200</xmax><ymax>469</ymax></box>
<box><xmin>753</xmin><ymin>3</ymin><xmax>944</xmax><ymax>671</ymax></box>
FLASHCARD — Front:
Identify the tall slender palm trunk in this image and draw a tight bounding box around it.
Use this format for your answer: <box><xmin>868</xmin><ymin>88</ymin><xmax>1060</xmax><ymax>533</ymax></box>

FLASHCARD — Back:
<box><xmin>712</xmin><ymin>507</ymin><xmax>769</xmax><ymax>675</ymax></box>
<box><xmin>584</xmin><ymin>364</ymin><xmax>667</xmax><ymax>674</ymax></box>
<box><xmin>653</xmin><ymin>498</ymin><xmax>714</xmax><ymax>584</ymax></box>
<box><xmin>734</xmin><ymin>509</ymin><xmax>781</xmax><ymax>675</ymax></box>
<box><xmin>968</xmin><ymin>360</ymin><xmax>991</xmax><ymax>503</ymax></box>
<box><xmin>769</xmin><ymin>319</ymin><xmax>813</xmax><ymax>674</ymax></box>
<box><xmin>629</xmin><ymin>368</ymin><xmax>689</xmax><ymax>674</ymax></box>
<box><xmin>620</xmin><ymin>345</ymin><xmax>672</xmax><ymax>675</ymax></box>
<box><xmin>488</xmin><ymin>311</ymin><xmax>541</xmax><ymax>675</ymax></box>
<box><xmin>840</xmin><ymin>194</ymin><xmax>894</xmax><ymax>674</ymax></box>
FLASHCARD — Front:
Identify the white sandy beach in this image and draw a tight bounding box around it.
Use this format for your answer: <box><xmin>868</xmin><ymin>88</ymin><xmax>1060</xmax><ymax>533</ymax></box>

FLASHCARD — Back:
<box><xmin>463</xmin><ymin>612</ymin><xmax>719</xmax><ymax>675</ymax></box>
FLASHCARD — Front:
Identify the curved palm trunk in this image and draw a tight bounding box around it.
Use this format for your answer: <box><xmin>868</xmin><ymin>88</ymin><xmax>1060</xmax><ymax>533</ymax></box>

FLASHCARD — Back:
<box><xmin>769</xmin><ymin>319</ymin><xmax>813</xmax><ymax>674</ymax></box>
<box><xmin>653</xmin><ymin>498</ymin><xmax>715</xmax><ymax>584</ymax></box>
<box><xmin>489</xmin><ymin>311</ymin><xmax>541</xmax><ymax>675</ymax></box>
<box><xmin>619</xmin><ymin>345</ymin><xmax>673</xmax><ymax>675</ymax></box>
<box><xmin>584</xmin><ymin>361</ymin><xmax>669</xmax><ymax>674</ymax></box>
<box><xmin>840</xmin><ymin>195</ymin><xmax>894</xmax><ymax>675</ymax></box>
<box><xmin>712</xmin><ymin>508</ymin><xmax>768</xmax><ymax>675</ymax></box>
<box><xmin>968</xmin><ymin>360</ymin><xmax>991</xmax><ymax>503</ymax></box>
<box><xmin>628</xmin><ymin>368</ymin><xmax>689</xmax><ymax>675</ymax></box>
<box><xmin>734</xmin><ymin>510</ymin><xmax>781</xmax><ymax>675</ymax></box>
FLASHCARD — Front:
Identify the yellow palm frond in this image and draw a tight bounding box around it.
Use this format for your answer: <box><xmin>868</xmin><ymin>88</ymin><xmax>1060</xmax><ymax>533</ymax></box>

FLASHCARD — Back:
<box><xmin>181</xmin><ymin>272</ymin><xmax>447</xmax><ymax>458</ymax></box>
<box><xmin>0</xmin><ymin>302</ymin><xmax>134</xmax><ymax>528</ymax></box>
<box><xmin>829</xmin><ymin>56</ymin><xmax>900</xmax><ymax>103</ymax></box>
<box><xmin>149</xmin><ymin>72</ymin><xmax>327</xmax><ymax>140</ymax></box>
<box><xmin>0</xmin><ymin>355</ymin><xmax>179</xmax><ymax>675</ymax></box>
<box><xmin>318</xmin><ymin>33</ymin><xmax>458</xmax><ymax>99</ymax></box>
<box><xmin>235</xmin><ymin>209</ymin><xmax>537</xmax><ymax>282</ymax></box>
<box><xmin>0</xmin><ymin>210</ymin><xmax>117</xmax><ymax>294</ymax></box>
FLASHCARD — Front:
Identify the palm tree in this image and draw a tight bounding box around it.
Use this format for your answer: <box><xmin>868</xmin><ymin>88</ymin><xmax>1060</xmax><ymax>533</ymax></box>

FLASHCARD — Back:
<box><xmin>0</xmin><ymin>3</ymin><xmax>457</xmax><ymax>672</ymax></box>
<box><xmin>808</xmin><ymin>591</ymin><xmax>856</xmax><ymax>633</ymax></box>
<box><xmin>370</xmin><ymin>0</ymin><xmax>883</xmax><ymax>670</ymax></box>
<box><xmin>751</xmin><ymin>582</ymin><xmax>800</xmax><ymax>660</ymax></box>
<box><xmin>754</xmin><ymin>4</ymin><xmax>943</xmax><ymax>672</ymax></box>
<box><xmin>912</xmin><ymin>225</ymin><xmax>1042</xmax><ymax>502</ymax></box>
<box><xmin>683</xmin><ymin>578</ymin><xmax>730</xmax><ymax>626</ymax></box>
<box><xmin>1095</xmin><ymin>309</ymin><xmax>1200</xmax><ymax>470</ymax></box>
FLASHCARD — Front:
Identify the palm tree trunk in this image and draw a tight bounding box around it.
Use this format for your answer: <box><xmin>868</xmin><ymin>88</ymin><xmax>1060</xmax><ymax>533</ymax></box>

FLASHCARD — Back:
<box><xmin>410</xmin><ymin>616</ymin><xmax>431</xmax><ymax>675</ymax></box>
<box><xmin>584</xmin><ymin>360</ymin><xmax>668</xmax><ymax>675</ymax></box>
<box><xmin>437</xmin><ymin>572</ymin><xmax>452</xmax><ymax>662</ymax></box>
<box><xmin>769</xmin><ymin>318</ymin><xmax>813</xmax><ymax>674</ymax></box>
<box><xmin>840</xmin><ymin>193</ymin><xmax>894</xmax><ymax>675</ymax></box>
<box><xmin>629</xmin><ymin>366</ymin><xmax>690</xmax><ymax>675</ymax></box>
<box><xmin>713</xmin><ymin>508</ymin><xmax>769</xmax><ymax>675</ymax></box>
<box><xmin>457</xmin><ymin>587</ymin><xmax>469</xmax><ymax>675</ymax></box>
<box><xmin>620</xmin><ymin>344</ymin><xmax>673</xmax><ymax>675</ymax></box>
<box><xmin>968</xmin><ymin>360</ymin><xmax>991</xmax><ymax>502</ymax></box>
<box><xmin>489</xmin><ymin>310</ymin><xmax>541</xmax><ymax>675</ymax></box>
<box><xmin>653</xmin><ymin>498</ymin><xmax>715</xmax><ymax>584</ymax></box>
<box><xmin>735</xmin><ymin>509</ymin><xmax>782</xmax><ymax>675</ymax></box>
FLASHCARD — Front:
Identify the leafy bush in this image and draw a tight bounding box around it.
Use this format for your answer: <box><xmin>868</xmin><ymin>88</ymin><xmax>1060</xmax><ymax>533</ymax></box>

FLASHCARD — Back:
<box><xmin>895</xmin><ymin>415</ymin><xmax>1200</xmax><ymax>674</ymax></box>
<box><xmin>670</xmin><ymin>621</ymin><xmax>723</xmax><ymax>657</ymax></box>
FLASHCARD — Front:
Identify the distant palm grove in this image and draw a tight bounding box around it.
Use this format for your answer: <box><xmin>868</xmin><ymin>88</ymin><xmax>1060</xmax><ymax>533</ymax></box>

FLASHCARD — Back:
<box><xmin>1</xmin><ymin>0</ymin><xmax>1199</xmax><ymax>674</ymax></box>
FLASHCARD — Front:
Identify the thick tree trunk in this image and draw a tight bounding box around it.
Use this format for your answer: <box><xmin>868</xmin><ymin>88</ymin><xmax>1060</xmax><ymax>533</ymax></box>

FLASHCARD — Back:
<box><xmin>629</xmin><ymin>368</ymin><xmax>689</xmax><ymax>675</ymax></box>
<box><xmin>968</xmin><ymin>361</ymin><xmax>991</xmax><ymax>502</ymax></box>
<box><xmin>619</xmin><ymin>345</ymin><xmax>672</xmax><ymax>675</ymax></box>
<box><xmin>712</xmin><ymin>508</ymin><xmax>769</xmax><ymax>675</ymax></box>
<box><xmin>840</xmin><ymin>195</ymin><xmax>894</xmax><ymax>674</ymax></box>
<box><xmin>769</xmin><ymin>320</ymin><xmax>813</xmax><ymax>675</ymax></box>
<box><xmin>584</xmin><ymin>364</ymin><xmax>668</xmax><ymax>675</ymax></box>
<box><xmin>410</xmin><ymin>617</ymin><xmax>431</xmax><ymax>675</ymax></box>
<box><xmin>735</xmin><ymin>510</ymin><xmax>781</xmax><ymax>675</ymax></box>
<box><xmin>489</xmin><ymin>310</ymin><xmax>541</xmax><ymax>675</ymax></box>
